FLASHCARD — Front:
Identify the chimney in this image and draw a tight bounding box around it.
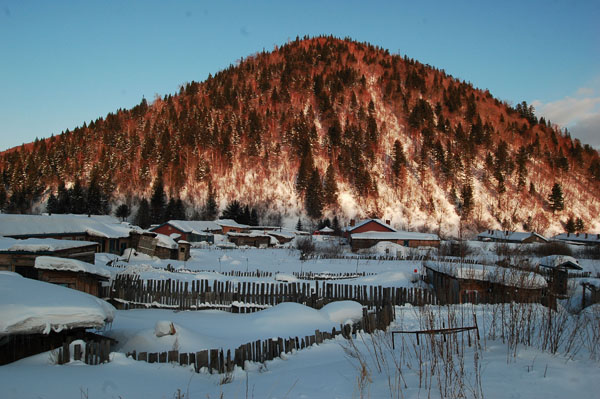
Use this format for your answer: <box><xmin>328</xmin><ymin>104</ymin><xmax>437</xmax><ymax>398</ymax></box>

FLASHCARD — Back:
<box><xmin>567</xmin><ymin>232</ymin><xmax>570</xmax><ymax>237</ymax></box>
<box><xmin>350</xmin><ymin>219</ymin><xmax>355</xmax><ymax>227</ymax></box>
<box><xmin>385</xmin><ymin>219</ymin><xmax>391</xmax><ymax>226</ymax></box>
<box><xmin>585</xmin><ymin>233</ymin><xmax>588</xmax><ymax>239</ymax></box>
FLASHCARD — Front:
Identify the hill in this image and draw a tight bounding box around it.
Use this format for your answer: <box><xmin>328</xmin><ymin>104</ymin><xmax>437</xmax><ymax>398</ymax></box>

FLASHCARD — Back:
<box><xmin>1</xmin><ymin>36</ymin><xmax>599</xmax><ymax>235</ymax></box>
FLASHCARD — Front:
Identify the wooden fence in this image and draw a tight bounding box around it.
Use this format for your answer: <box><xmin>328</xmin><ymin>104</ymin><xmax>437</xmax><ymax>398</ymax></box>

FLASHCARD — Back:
<box><xmin>291</xmin><ymin>271</ymin><xmax>376</xmax><ymax>280</ymax></box>
<box><xmin>57</xmin><ymin>340</ymin><xmax>110</xmax><ymax>365</ymax></box>
<box><xmin>108</xmin><ymin>276</ymin><xmax>437</xmax><ymax>311</ymax></box>
<box><xmin>125</xmin><ymin>305</ymin><xmax>394</xmax><ymax>374</ymax></box>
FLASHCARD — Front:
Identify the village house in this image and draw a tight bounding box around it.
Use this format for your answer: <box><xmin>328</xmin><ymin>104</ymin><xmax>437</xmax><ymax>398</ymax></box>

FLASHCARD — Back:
<box><xmin>264</xmin><ymin>229</ymin><xmax>296</xmax><ymax>244</ymax></box>
<box><xmin>34</xmin><ymin>256</ymin><xmax>110</xmax><ymax>297</ymax></box>
<box><xmin>216</xmin><ymin>219</ymin><xmax>250</xmax><ymax>234</ymax></box>
<box><xmin>342</xmin><ymin>218</ymin><xmax>395</xmax><ymax>239</ymax></box>
<box><xmin>350</xmin><ymin>230</ymin><xmax>441</xmax><ymax>252</ymax></box>
<box><xmin>0</xmin><ymin>237</ymin><xmax>99</xmax><ymax>280</ymax></box>
<box><xmin>227</xmin><ymin>231</ymin><xmax>274</xmax><ymax>248</ymax></box>
<box><xmin>150</xmin><ymin>220</ymin><xmax>220</xmax><ymax>244</ymax></box>
<box><xmin>0</xmin><ymin>214</ymin><xmax>139</xmax><ymax>255</ymax></box>
<box><xmin>476</xmin><ymin>230</ymin><xmax>548</xmax><ymax>244</ymax></box>
<box><xmin>0</xmin><ymin>272</ymin><xmax>114</xmax><ymax>365</ymax></box>
<box><xmin>552</xmin><ymin>232</ymin><xmax>600</xmax><ymax>246</ymax></box>
<box><xmin>313</xmin><ymin>226</ymin><xmax>335</xmax><ymax>236</ymax></box>
<box><xmin>537</xmin><ymin>255</ymin><xmax>583</xmax><ymax>296</ymax></box>
<box><xmin>423</xmin><ymin>260</ymin><xmax>548</xmax><ymax>305</ymax></box>
<box><xmin>132</xmin><ymin>232</ymin><xmax>190</xmax><ymax>261</ymax></box>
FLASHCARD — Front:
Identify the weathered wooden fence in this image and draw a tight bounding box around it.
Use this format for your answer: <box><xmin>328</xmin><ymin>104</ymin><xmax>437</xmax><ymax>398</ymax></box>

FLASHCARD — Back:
<box><xmin>109</xmin><ymin>276</ymin><xmax>437</xmax><ymax>311</ymax></box>
<box><xmin>126</xmin><ymin>305</ymin><xmax>394</xmax><ymax>374</ymax></box>
<box><xmin>57</xmin><ymin>340</ymin><xmax>111</xmax><ymax>365</ymax></box>
<box><xmin>303</xmin><ymin>254</ymin><xmax>431</xmax><ymax>261</ymax></box>
<box><xmin>291</xmin><ymin>271</ymin><xmax>376</xmax><ymax>280</ymax></box>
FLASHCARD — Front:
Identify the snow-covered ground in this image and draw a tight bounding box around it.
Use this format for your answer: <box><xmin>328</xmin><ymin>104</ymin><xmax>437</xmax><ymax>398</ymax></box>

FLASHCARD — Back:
<box><xmin>2</xmin><ymin>243</ymin><xmax>600</xmax><ymax>398</ymax></box>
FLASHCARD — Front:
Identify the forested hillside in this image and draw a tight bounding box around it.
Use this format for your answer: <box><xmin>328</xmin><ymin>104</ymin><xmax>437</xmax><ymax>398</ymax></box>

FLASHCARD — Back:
<box><xmin>1</xmin><ymin>36</ymin><xmax>599</xmax><ymax>235</ymax></box>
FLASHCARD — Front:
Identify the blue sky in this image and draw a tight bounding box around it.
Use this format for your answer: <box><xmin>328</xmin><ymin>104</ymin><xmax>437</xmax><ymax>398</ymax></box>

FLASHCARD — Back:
<box><xmin>1</xmin><ymin>0</ymin><xmax>599</xmax><ymax>151</ymax></box>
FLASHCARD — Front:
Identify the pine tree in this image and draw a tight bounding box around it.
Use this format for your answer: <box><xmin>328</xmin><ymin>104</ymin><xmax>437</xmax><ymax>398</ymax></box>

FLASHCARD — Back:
<box><xmin>332</xmin><ymin>216</ymin><xmax>341</xmax><ymax>236</ymax></box>
<box><xmin>221</xmin><ymin>200</ymin><xmax>243</xmax><ymax>222</ymax></box>
<box><xmin>203</xmin><ymin>182</ymin><xmax>218</xmax><ymax>220</ymax></box>
<box><xmin>70</xmin><ymin>180</ymin><xmax>86</xmax><ymax>214</ymax></box>
<box><xmin>460</xmin><ymin>183</ymin><xmax>473</xmax><ymax>218</ymax></box>
<box><xmin>164</xmin><ymin>197</ymin><xmax>177</xmax><ymax>221</ymax></box>
<box><xmin>392</xmin><ymin>140</ymin><xmax>406</xmax><ymax>181</ymax></box>
<box><xmin>46</xmin><ymin>192</ymin><xmax>59</xmax><ymax>214</ymax></box>
<box><xmin>305</xmin><ymin>168</ymin><xmax>323</xmax><ymax>219</ymax></box>
<box><xmin>86</xmin><ymin>177</ymin><xmax>103</xmax><ymax>215</ymax></box>
<box><xmin>0</xmin><ymin>184</ymin><xmax>6</xmax><ymax>212</ymax></box>
<box><xmin>295</xmin><ymin>218</ymin><xmax>304</xmax><ymax>232</ymax></box>
<box><xmin>250</xmin><ymin>209</ymin><xmax>259</xmax><ymax>226</ymax></box>
<box><xmin>115</xmin><ymin>204</ymin><xmax>130</xmax><ymax>221</ymax></box>
<box><xmin>150</xmin><ymin>176</ymin><xmax>167</xmax><ymax>224</ymax></box>
<box><xmin>174</xmin><ymin>199</ymin><xmax>186</xmax><ymax>220</ymax></box>
<box><xmin>548</xmin><ymin>183</ymin><xmax>564</xmax><ymax>213</ymax></box>
<box><xmin>575</xmin><ymin>217</ymin><xmax>585</xmax><ymax>232</ymax></box>
<box><xmin>565</xmin><ymin>217</ymin><xmax>575</xmax><ymax>233</ymax></box>
<box><xmin>323</xmin><ymin>163</ymin><xmax>338</xmax><ymax>206</ymax></box>
<box><xmin>135</xmin><ymin>198</ymin><xmax>151</xmax><ymax>229</ymax></box>
<box><xmin>56</xmin><ymin>182</ymin><xmax>70</xmax><ymax>214</ymax></box>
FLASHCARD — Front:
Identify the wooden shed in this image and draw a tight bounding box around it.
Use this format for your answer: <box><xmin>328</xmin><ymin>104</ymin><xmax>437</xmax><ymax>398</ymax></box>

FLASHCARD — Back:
<box><xmin>34</xmin><ymin>256</ymin><xmax>110</xmax><ymax>297</ymax></box>
<box><xmin>350</xmin><ymin>231</ymin><xmax>440</xmax><ymax>252</ymax></box>
<box><xmin>227</xmin><ymin>232</ymin><xmax>272</xmax><ymax>248</ymax></box>
<box><xmin>423</xmin><ymin>261</ymin><xmax>548</xmax><ymax>305</ymax></box>
<box><xmin>0</xmin><ymin>237</ymin><xmax>99</xmax><ymax>280</ymax></box>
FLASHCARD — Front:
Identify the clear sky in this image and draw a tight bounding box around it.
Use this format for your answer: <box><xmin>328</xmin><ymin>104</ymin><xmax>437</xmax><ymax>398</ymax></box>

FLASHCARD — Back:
<box><xmin>1</xmin><ymin>0</ymin><xmax>599</xmax><ymax>151</ymax></box>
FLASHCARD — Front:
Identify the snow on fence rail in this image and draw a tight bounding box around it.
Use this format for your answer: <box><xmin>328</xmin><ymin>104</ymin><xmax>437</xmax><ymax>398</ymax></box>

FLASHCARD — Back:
<box><xmin>108</xmin><ymin>276</ymin><xmax>437</xmax><ymax>311</ymax></box>
<box><xmin>125</xmin><ymin>305</ymin><xmax>394</xmax><ymax>374</ymax></box>
<box><xmin>302</xmin><ymin>254</ymin><xmax>431</xmax><ymax>261</ymax></box>
<box><xmin>291</xmin><ymin>271</ymin><xmax>376</xmax><ymax>280</ymax></box>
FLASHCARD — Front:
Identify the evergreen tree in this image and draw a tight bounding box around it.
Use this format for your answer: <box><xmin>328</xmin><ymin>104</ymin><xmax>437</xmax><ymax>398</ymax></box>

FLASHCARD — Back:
<box><xmin>332</xmin><ymin>216</ymin><xmax>341</xmax><ymax>236</ymax></box>
<box><xmin>548</xmin><ymin>183</ymin><xmax>564</xmax><ymax>212</ymax></box>
<box><xmin>174</xmin><ymin>199</ymin><xmax>186</xmax><ymax>220</ymax></box>
<box><xmin>46</xmin><ymin>193</ymin><xmax>59</xmax><ymax>214</ymax></box>
<box><xmin>203</xmin><ymin>182</ymin><xmax>218</xmax><ymax>220</ymax></box>
<box><xmin>240</xmin><ymin>205</ymin><xmax>251</xmax><ymax>225</ymax></box>
<box><xmin>460</xmin><ymin>183</ymin><xmax>473</xmax><ymax>218</ymax></box>
<box><xmin>305</xmin><ymin>168</ymin><xmax>323</xmax><ymax>219</ymax></box>
<box><xmin>135</xmin><ymin>198</ymin><xmax>151</xmax><ymax>229</ymax></box>
<box><xmin>70</xmin><ymin>180</ymin><xmax>86</xmax><ymax>214</ymax></box>
<box><xmin>565</xmin><ymin>217</ymin><xmax>576</xmax><ymax>233</ymax></box>
<box><xmin>0</xmin><ymin>184</ymin><xmax>6</xmax><ymax>211</ymax></box>
<box><xmin>150</xmin><ymin>176</ymin><xmax>167</xmax><ymax>224</ymax></box>
<box><xmin>115</xmin><ymin>204</ymin><xmax>130</xmax><ymax>221</ymax></box>
<box><xmin>323</xmin><ymin>163</ymin><xmax>338</xmax><ymax>206</ymax></box>
<box><xmin>164</xmin><ymin>197</ymin><xmax>177</xmax><ymax>221</ymax></box>
<box><xmin>392</xmin><ymin>140</ymin><xmax>406</xmax><ymax>181</ymax></box>
<box><xmin>295</xmin><ymin>218</ymin><xmax>304</xmax><ymax>231</ymax></box>
<box><xmin>250</xmin><ymin>208</ymin><xmax>259</xmax><ymax>226</ymax></box>
<box><xmin>575</xmin><ymin>217</ymin><xmax>585</xmax><ymax>232</ymax></box>
<box><xmin>86</xmin><ymin>177</ymin><xmax>103</xmax><ymax>215</ymax></box>
<box><xmin>56</xmin><ymin>182</ymin><xmax>70</xmax><ymax>214</ymax></box>
<box><xmin>221</xmin><ymin>200</ymin><xmax>243</xmax><ymax>222</ymax></box>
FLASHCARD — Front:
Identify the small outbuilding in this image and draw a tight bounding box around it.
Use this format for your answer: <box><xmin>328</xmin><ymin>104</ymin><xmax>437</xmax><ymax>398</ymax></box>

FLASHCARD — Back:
<box><xmin>34</xmin><ymin>256</ymin><xmax>111</xmax><ymax>297</ymax></box>
<box><xmin>476</xmin><ymin>230</ymin><xmax>548</xmax><ymax>244</ymax></box>
<box><xmin>424</xmin><ymin>261</ymin><xmax>548</xmax><ymax>305</ymax></box>
<box><xmin>227</xmin><ymin>231</ymin><xmax>273</xmax><ymax>248</ymax></box>
<box><xmin>350</xmin><ymin>231</ymin><xmax>440</xmax><ymax>252</ymax></box>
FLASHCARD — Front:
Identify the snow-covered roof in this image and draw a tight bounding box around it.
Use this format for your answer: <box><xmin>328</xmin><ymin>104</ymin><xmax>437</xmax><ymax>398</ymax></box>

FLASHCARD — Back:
<box><xmin>0</xmin><ymin>237</ymin><xmax>98</xmax><ymax>252</ymax></box>
<box><xmin>154</xmin><ymin>233</ymin><xmax>178</xmax><ymax>249</ymax></box>
<box><xmin>351</xmin><ymin>230</ymin><xmax>439</xmax><ymax>241</ymax></box>
<box><xmin>477</xmin><ymin>230</ymin><xmax>548</xmax><ymax>243</ymax></box>
<box><xmin>424</xmin><ymin>261</ymin><xmax>547</xmax><ymax>289</ymax></box>
<box><xmin>553</xmin><ymin>232</ymin><xmax>600</xmax><ymax>244</ymax></box>
<box><xmin>158</xmin><ymin>220</ymin><xmax>221</xmax><ymax>234</ymax></box>
<box><xmin>344</xmin><ymin>219</ymin><xmax>396</xmax><ymax>233</ymax></box>
<box><xmin>34</xmin><ymin>256</ymin><xmax>111</xmax><ymax>279</ymax></box>
<box><xmin>227</xmin><ymin>231</ymin><xmax>271</xmax><ymax>238</ymax></box>
<box><xmin>0</xmin><ymin>214</ymin><xmax>137</xmax><ymax>239</ymax></box>
<box><xmin>216</xmin><ymin>219</ymin><xmax>250</xmax><ymax>229</ymax></box>
<box><xmin>319</xmin><ymin>226</ymin><xmax>334</xmax><ymax>233</ymax></box>
<box><xmin>538</xmin><ymin>255</ymin><xmax>582</xmax><ymax>270</ymax></box>
<box><xmin>0</xmin><ymin>271</ymin><xmax>115</xmax><ymax>336</ymax></box>
<box><xmin>267</xmin><ymin>230</ymin><xmax>296</xmax><ymax>239</ymax></box>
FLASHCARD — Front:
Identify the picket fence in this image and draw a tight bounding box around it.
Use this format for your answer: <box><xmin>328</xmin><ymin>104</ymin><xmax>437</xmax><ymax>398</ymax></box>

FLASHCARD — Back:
<box><xmin>125</xmin><ymin>305</ymin><xmax>394</xmax><ymax>374</ymax></box>
<box><xmin>108</xmin><ymin>276</ymin><xmax>437</xmax><ymax>311</ymax></box>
